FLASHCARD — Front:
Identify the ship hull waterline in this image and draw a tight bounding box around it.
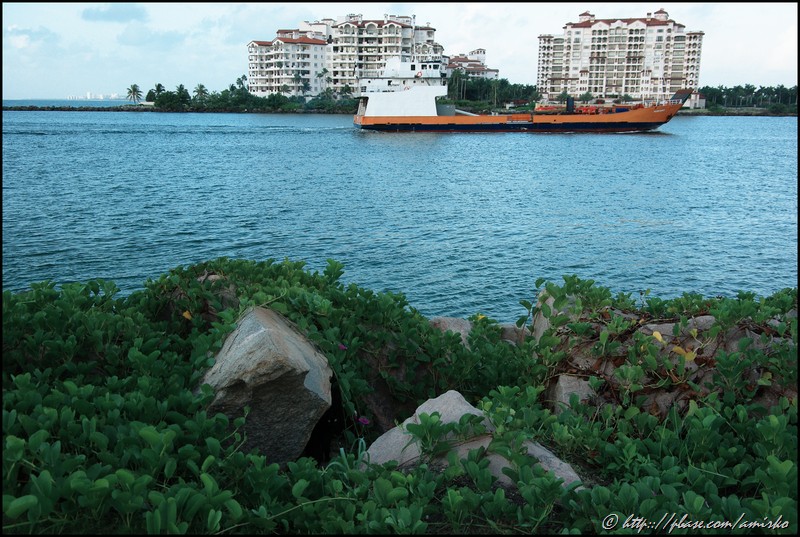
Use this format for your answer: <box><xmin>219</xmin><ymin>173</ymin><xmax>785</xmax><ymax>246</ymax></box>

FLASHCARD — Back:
<box><xmin>354</xmin><ymin>99</ymin><xmax>687</xmax><ymax>134</ymax></box>
<box><xmin>354</xmin><ymin>121</ymin><xmax>671</xmax><ymax>133</ymax></box>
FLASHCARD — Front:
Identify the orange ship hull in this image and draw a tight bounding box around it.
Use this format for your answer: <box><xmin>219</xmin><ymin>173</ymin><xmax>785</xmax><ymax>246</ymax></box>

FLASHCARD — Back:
<box><xmin>354</xmin><ymin>98</ymin><xmax>688</xmax><ymax>133</ymax></box>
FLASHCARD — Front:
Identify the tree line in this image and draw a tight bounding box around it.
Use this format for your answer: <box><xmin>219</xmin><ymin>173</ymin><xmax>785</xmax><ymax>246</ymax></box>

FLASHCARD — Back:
<box><xmin>698</xmin><ymin>84</ymin><xmax>797</xmax><ymax>111</ymax></box>
<box><xmin>125</xmin><ymin>76</ymin><xmax>358</xmax><ymax>113</ymax></box>
<box><xmin>446</xmin><ymin>79</ymin><xmax>797</xmax><ymax>115</ymax></box>
<box><xmin>446</xmin><ymin>69</ymin><xmax>540</xmax><ymax>105</ymax></box>
<box><xmin>126</xmin><ymin>76</ymin><xmax>797</xmax><ymax>114</ymax></box>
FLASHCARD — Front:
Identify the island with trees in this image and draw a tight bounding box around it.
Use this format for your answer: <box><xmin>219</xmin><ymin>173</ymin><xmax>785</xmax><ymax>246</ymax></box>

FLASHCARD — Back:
<box><xmin>5</xmin><ymin>73</ymin><xmax>797</xmax><ymax>116</ymax></box>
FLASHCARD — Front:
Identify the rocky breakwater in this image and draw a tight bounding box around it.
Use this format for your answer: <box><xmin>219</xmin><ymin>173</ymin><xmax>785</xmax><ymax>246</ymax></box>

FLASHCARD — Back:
<box><xmin>194</xmin><ymin>278</ymin><xmax>795</xmax><ymax>491</ymax></box>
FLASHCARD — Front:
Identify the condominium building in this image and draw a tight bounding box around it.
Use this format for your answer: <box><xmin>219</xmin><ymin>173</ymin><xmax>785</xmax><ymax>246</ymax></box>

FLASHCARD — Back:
<box><xmin>247</xmin><ymin>31</ymin><xmax>329</xmax><ymax>97</ymax></box>
<box><xmin>247</xmin><ymin>14</ymin><xmax>445</xmax><ymax>99</ymax></box>
<box><xmin>537</xmin><ymin>9</ymin><xmax>703</xmax><ymax>103</ymax></box>
<box><xmin>446</xmin><ymin>49</ymin><xmax>500</xmax><ymax>80</ymax></box>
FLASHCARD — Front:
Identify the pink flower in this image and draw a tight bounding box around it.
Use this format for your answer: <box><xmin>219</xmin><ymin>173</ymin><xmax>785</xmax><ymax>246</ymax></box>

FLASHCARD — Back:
<box><xmin>357</xmin><ymin>416</ymin><xmax>370</xmax><ymax>426</ymax></box>
<box><xmin>338</xmin><ymin>343</ymin><xmax>348</xmax><ymax>351</ymax></box>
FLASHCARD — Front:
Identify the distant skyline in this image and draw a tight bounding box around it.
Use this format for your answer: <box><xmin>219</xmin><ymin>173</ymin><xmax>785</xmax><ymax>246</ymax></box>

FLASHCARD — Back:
<box><xmin>3</xmin><ymin>2</ymin><xmax>797</xmax><ymax>100</ymax></box>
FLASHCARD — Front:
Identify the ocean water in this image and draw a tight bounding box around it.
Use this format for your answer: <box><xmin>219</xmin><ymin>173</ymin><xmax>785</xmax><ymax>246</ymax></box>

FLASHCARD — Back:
<box><xmin>2</xmin><ymin>109</ymin><xmax>797</xmax><ymax>323</ymax></box>
<box><xmin>3</xmin><ymin>99</ymin><xmax>131</xmax><ymax>108</ymax></box>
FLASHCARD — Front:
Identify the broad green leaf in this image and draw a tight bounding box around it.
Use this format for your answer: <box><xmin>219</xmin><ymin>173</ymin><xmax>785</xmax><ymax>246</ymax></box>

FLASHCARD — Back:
<box><xmin>4</xmin><ymin>495</ymin><xmax>38</xmax><ymax>519</ymax></box>
<box><xmin>164</xmin><ymin>458</ymin><xmax>177</xmax><ymax>479</ymax></box>
<box><xmin>225</xmin><ymin>499</ymin><xmax>243</xmax><ymax>520</ymax></box>
<box><xmin>292</xmin><ymin>479</ymin><xmax>310</xmax><ymax>499</ymax></box>
<box><xmin>387</xmin><ymin>487</ymin><xmax>409</xmax><ymax>503</ymax></box>
<box><xmin>139</xmin><ymin>426</ymin><xmax>161</xmax><ymax>448</ymax></box>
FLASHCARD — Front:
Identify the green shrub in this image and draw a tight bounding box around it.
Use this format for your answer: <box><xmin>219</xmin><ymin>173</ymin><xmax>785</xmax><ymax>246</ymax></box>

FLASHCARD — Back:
<box><xmin>3</xmin><ymin>259</ymin><xmax>797</xmax><ymax>533</ymax></box>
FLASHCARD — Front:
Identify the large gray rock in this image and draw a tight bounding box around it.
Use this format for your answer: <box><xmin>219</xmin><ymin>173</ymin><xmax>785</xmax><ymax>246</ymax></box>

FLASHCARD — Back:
<box><xmin>429</xmin><ymin>317</ymin><xmax>473</xmax><ymax>347</ymax></box>
<box><xmin>200</xmin><ymin>307</ymin><xmax>332</xmax><ymax>463</ymax></box>
<box><xmin>531</xmin><ymin>290</ymin><xmax>580</xmax><ymax>343</ymax></box>
<box><xmin>366</xmin><ymin>390</ymin><xmax>583</xmax><ymax>490</ymax></box>
<box><xmin>499</xmin><ymin>323</ymin><xmax>533</xmax><ymax>345</ymax></box>
<box><xmin>548</xmin><ymin>374</ymin><xmax>596</xmax><ymax>415</ymax></box>
<box><xmin>366</xmin><ymin>390</ymin><xmax>493</xmax><ymax>467</ymax></box>
<box><xmin>430</xmin><ymin>317</ymin><xmax>533</xmax><ymax>347</ymax></box>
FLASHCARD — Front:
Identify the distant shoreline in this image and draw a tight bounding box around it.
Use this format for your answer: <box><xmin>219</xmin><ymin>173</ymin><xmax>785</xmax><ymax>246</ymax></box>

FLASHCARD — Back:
<box><xmin>1</xmin><ymin>105</ymin><xmax>347</xmax><ymax>114</ymax></box>
<box><xmin>2</xmin><ymin>105</ymin><xmax>796</xmax><ymax>117</ymax></box>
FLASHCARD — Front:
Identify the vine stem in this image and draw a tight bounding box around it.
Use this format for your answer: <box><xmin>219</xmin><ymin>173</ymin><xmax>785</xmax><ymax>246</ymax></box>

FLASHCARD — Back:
<box><xmin>214</xmin><ymin>498</ymin><xmax>357</xmax><ymax>535</ymax></box>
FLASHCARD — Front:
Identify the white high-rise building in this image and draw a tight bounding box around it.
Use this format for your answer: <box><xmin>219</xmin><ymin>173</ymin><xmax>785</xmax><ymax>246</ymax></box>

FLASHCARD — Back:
<box><xmin>248</xmin><ymin>13</ymin><xmax>445</xmax><ymax>98</ymax></box>
<box><xmin>446</xmin><ymin>49</ymin><xmax>500</xmax><ymax>80</ymax></box>
<box><xmin>537</xmin><ymin>9</ymin><xmax>703</xmax><ymax>102</ymax></box>
<box><xmin>247</xmin><ymin>30</ymin><xmax>329</xmax><ymax>98</ymax></box>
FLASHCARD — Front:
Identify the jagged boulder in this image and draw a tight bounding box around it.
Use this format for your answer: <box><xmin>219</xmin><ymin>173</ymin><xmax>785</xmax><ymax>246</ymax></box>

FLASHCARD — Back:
<box><xmin>199</xmin><ymin>307</ymin><xmax>333</xmax><ymax>463</ymax></box>
<box><xmin>548</xmin><ymin>374</ymin><xmax>596</xmax><ymax>415</ymax></box>
<box><xmin>365</xmin><ymin>390</ymin><xmax>583</xmax><ymax>490</ymax></box>
<box><xmin>499</xmin><ymin>322</ymin><xmax>533</xmax><ymax>345</ymax></box>
<box><xmin>548</xmin><ymin>306</ymin><xmax>797</xmax><ymax>419</ymax></box>
<box><xmin>429</xmin><ymin>317</ymin><xmax>473</xmax><ymax>347</ymax></box>
<box><xmin>429</xmin><ymin>316</ymin><xmax>532</xmax><ymax>347</ymax></box>
<box><xmin>428</xmin><ymin>294</ymin><xmax>795</xmax><ymax>422</ymax></box>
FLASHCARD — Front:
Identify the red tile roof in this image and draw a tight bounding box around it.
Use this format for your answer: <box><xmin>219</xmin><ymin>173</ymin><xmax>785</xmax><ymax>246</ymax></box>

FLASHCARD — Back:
<box><xmin>568</xmin><ymin>17</ymin><xmax>682</xmax><ymax>28</ymax></box>
<box><xmin>333</xmin><ymin>19</ymin><xmax>413</xmax><ymax>29</ymax></box>
<box><xmin>273</xmin><ymin>36</ymin><xmax>327</xmax><ymax>45</ymax></box>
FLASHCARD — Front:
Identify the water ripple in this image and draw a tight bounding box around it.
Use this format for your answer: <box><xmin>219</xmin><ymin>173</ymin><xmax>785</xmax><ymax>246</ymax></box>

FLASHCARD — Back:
<box><xmin>2</xmin><ymin>111</ymin><xmax>797</xmax><ymax>322</ymax></box>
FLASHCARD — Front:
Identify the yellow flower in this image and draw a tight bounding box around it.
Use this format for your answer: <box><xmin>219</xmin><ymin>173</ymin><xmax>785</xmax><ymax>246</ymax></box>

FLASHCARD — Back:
<box><xmin>182</xmin><ymin>310</ymin><xmax>192</xmax><ymax>320</ymax></box>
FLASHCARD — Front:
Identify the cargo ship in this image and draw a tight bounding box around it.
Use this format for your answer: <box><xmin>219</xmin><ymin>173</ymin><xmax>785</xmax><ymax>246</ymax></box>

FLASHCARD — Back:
<box><xmin>353</xmin><ymin>56</ymin><xmax>692</xmax><ymax>133</ymax></box>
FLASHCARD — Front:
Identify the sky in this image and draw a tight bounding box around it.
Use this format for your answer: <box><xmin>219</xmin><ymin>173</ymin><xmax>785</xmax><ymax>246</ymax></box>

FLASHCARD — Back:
<box><xmin>2</xmin><ymin>2</ymin><xmax>797</xmax><ymax>100</ymax></box>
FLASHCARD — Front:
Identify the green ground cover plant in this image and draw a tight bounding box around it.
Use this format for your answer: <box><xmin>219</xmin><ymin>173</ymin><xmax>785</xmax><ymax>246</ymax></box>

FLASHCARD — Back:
<box><xmin>3</xmin><ymin>257</ymin><xmax>797</xmax><ymax>533</ymax></box>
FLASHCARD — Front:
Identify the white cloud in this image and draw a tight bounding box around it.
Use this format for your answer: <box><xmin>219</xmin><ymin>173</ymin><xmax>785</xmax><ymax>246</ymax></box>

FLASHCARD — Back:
<box><xmin>6</xmin><ymin>32</ymin><xmax>31</xmax><ymax>50</ymax></box>
<box><xmin>3</xmin><ymin>24</ymin><xmax>60</xmax><ymax>49</ymax></box>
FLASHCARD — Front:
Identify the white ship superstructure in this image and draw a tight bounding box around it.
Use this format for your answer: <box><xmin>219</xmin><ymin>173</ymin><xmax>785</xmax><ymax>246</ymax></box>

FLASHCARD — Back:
<box><xmin>355</xmin><ymin>55</ymin><xmax>449</xmax><ymax>117</ymax></box>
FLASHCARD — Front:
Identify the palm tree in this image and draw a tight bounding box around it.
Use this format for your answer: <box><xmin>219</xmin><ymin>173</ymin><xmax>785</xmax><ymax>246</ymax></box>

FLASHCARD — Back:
<box><xmin>154</xmin><ymin>83</ymin><xmax>165</xmax><ymax>96</ymax></box>
<box><xmin>775</xmin><ymin>84</ymin><xmax>787</xmax><ymax>105</ymax></box>
<box><xmin>292</xmin><ymin>72</ymin><xmax>303</xmax><ymax>94</ymax></box>
<box><xmin>126</xmin><ymin>84</ymin><xmax>143</xmax><ymax>104</ymax></box>
<box><xmin>316</xmin><ymin>68</ymin><xmax>329</xmax><ymax>92</ymax></box>
<box><xmin>339</xmin><ymin>84</ymin><xmax>354</xmax><ymax>99</ymax></box>
<box><xmin>193</xmin><ymin>83</ymin><xmax>209</xmax><ymax>101</ymax></box>
<box><xmin>176</xmin><ymin>84</ymin><xmax>191</xmax><ymax>105</ymax></box>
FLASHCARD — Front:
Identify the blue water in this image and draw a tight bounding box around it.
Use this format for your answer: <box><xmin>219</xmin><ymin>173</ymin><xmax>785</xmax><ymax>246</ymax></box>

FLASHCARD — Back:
<box><xmin>2</xmin><ymin>109</ymin><xmax>797</xmax><ymax>323</ymax></box>
<box><xmin>3</xmin><ymin>99</ymin><xmax>131</xmax><ymax>108</ymax></box>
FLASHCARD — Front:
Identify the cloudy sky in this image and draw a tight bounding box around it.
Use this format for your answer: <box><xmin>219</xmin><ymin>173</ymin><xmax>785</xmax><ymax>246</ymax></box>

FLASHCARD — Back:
<box><xmin>3</xmin><ymin>2</ymin><xmax>797</xmax><ymax>100</ymax></box>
